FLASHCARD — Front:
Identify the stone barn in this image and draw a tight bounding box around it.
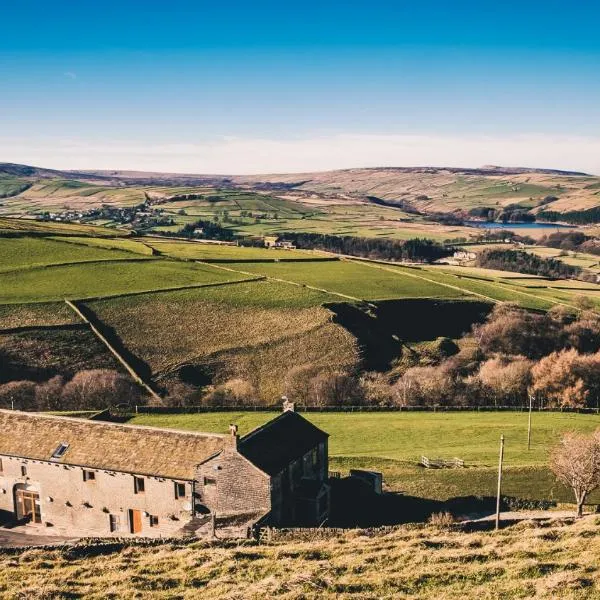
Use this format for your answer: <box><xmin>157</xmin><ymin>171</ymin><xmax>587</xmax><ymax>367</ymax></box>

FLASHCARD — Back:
<box><xmin>0</xmin><ymin>404</ymin><xmax>329</xmax><ymax>537</ymax></box>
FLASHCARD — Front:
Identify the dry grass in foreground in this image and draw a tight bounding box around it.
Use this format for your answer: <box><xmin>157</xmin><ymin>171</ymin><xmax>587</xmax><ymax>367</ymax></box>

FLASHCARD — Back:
<box><xmin>1</xmin><ymin>516</ymin><xmax>599</xmax><ymax>599</ymax></box>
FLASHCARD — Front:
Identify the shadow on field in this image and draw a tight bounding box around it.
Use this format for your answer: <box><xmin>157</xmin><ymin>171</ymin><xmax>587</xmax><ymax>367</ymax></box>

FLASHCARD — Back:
<box><xmin>74</xmin><ymin>302</ymin><xmax>154</xmax><ymax>384</ymax></box>
<box><xmin>326</xmin><ymin>299</ymin><xmax>492</xmax><ymax>371</ymax></box>
<box><xmin>328</xmin><ymin>477</ymin><xmax>497</xmax><ymax>527</ymax></box>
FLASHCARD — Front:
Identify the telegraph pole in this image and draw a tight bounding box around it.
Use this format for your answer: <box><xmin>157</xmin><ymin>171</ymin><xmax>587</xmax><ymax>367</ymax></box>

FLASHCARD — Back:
<box><xmin>495</xmin><ymin>434</ymin><xmax>505</xmax><ymax>531</ymax></box>
<box><xmin>527</xmin><ymin>393</ymin><xmax>534</xmax><ymax>451</ymax></box>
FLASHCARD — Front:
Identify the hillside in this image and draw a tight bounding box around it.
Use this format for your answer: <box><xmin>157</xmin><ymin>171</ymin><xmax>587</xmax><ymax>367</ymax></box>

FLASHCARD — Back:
<box><xmin>3</xmin><ymin>219</ymin><xmax>600</xmax><ymax>407</ymax></box>
<box><xmin>2</xmin><ymin>163</ymin><xmax>599</xmax><ymax>225</ymax></box>
<box><xmin>1</xmin><ymin>516</ymin><xmax>598</xmax><ymax>599</ymax></box>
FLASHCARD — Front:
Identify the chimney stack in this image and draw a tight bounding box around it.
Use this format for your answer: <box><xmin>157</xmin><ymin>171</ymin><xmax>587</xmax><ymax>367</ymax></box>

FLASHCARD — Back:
<box><xmin>226</xmin><ymin>423</ymin><xmax>239</xmax><ymax>450</ymax></box>
<box><xmin>282</xmin><ymin>396</ymin><xmax>295</xmax><ymax>412</ymax></box>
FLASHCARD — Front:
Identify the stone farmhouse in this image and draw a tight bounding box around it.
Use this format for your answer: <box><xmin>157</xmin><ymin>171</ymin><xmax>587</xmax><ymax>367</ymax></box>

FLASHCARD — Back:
<box><xmin>263</xmin><ymin>235</ymin><xmax>296</xmax><ymax>250</ymax></box>
<box><xmin>0</xmin><ymin>405</ymin><xmax>329</xmax><ymax>538</ymax></box>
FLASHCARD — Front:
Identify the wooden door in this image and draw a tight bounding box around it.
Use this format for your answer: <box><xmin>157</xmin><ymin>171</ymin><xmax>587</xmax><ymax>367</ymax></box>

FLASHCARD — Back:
<box><xmin>16</xmin><ymin>490</ymin><xmax>41</xmax><ymax>524</ymax></box>
<box><xmin>129</xmin><ymin>509</ymin><xmax>143</xmax><ymax>534</ymax></box>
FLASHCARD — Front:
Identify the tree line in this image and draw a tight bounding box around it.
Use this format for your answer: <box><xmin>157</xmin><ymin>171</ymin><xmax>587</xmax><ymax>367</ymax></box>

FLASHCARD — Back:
<box><xmin>278</xmin><ymin>232</ymin><xmax>455</xmax><ymax>262</ymax></box>
<box><xmin>475</xmin><ymin>249</ymin><xmax>588</xmax><ymax>280</ymax></box>
<box><xmin>161</xmin><ymin>219</ymin><xmax>236</xmax><ymax>241</ymax></box>
<box><xmin>537</xmin><ymin>206</ymin><xmax>600</xmax><ymax>225</ymax></box>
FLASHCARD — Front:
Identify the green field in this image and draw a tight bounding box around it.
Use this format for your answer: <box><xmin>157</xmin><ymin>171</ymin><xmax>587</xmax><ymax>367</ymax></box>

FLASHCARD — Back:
<box><xmin>0</xmin><ymin>236</ymin><xmax>148</xmax><ymax>272</ymax></box>
<box><xmin>226</xmin><ymin>260</ymin><xmax>469</xmax><ymax>300</ymax></box>
<box><xmin>51</xmin><ymin>235</ymin><xmax>154</xmax><ymax>255</ymax></box>
<box><xmin>0</xmin><ymin>259</ymin><xmax>249</xmax><ymax>303</ymax></box>
<box><xmin>131</xmin><ymin>411</ymin><xmax>600</xmax><ymax>502</ymax></box>
<box><xmin>143</xmin><ymin>239</ymin><xmax>330</xmax><ymax>261</ymax></box>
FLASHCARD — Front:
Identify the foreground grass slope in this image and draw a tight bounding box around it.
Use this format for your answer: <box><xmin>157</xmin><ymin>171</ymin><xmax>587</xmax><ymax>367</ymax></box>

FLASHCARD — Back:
<box><xmin>2</xmin><ymin>517</ymin><xmax>599</xmax><ymax>599</ymax></box>
<box><xmin>131</xmin><ymin>412</ymin><xmax>600</xmax><ymax>502</ymax></box>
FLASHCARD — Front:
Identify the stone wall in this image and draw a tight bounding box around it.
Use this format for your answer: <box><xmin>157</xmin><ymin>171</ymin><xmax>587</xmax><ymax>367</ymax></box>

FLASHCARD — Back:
<box><xmin>196</xmin><ymin>443</ymin><xmax>270</xmax><ymax>517</ymax></box>
<box><xmin>0</xmin><ymin>455</ymin><xmax>194</xmax><ymax>538</ymax></box>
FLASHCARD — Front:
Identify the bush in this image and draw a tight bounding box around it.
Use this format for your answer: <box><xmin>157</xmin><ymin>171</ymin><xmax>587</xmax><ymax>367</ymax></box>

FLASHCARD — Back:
<box><xmin>428</xmin><ymin>511</ymin><xmax>456</xmax><ymax>527</ymax></box>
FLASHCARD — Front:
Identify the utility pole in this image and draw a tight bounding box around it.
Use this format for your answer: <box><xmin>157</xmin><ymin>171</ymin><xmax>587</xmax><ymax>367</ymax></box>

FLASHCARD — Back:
<box><xmin>527</xmin><ymin>393</ymin><xmax>534</xmax><ymax>451</ymax></box>
<box><xmin>495</xmin><ymin>434</ymin><xmax>505</xmax><ymax>531</ymax></box>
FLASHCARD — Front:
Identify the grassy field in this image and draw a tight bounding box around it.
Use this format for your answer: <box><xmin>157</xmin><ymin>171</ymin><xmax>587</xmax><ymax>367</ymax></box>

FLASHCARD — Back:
<box><xmin>0</xmin><ymin>259</ymin><xmax>249</xmax><ymax>303</ymax></box>
<box><xmin>226</xmin><ymin>260</ymin><xmax>469</xmax><ymax>300</ymax></box>
<box><xmin>2</xmin><ymin>515</ymin><xmax>599</xmax><ymax>599</ymax></box>
<box><xmin>0</xmin><ymin>217</ymin><xmax>127</xmax><ymax>236</ymax></box>
<box><xmin>86</xmin><ymin>281</ymin><xmax>359</xmax><ymax>397</ymax></box>
<box><xmin>51</xmin><ymin>235</ymin><xmax>155</xmax><ymax>255</ymax></box>
<box><xmin>1</xmin><ymin>327</ymin><xmax>122</xmax><ymax>382</ymax></box>
<box><xmin>0</xmin><ymin>302</ymin><xmax>79</xmax><ymax>329</ymax></box>
<box><xmin>143</xmin><ymin>239</ymin><xmax>330</xmax><ymax>261</ymax></box>
<box><xmin>131</xmin><ymin>411</ymin><xmax>600</xmax><ymax>502</ymax></box>
<box><xmin>0</xmin><ymin>236</ymin><xmax>149</xmax><ymax>272</ymax></box>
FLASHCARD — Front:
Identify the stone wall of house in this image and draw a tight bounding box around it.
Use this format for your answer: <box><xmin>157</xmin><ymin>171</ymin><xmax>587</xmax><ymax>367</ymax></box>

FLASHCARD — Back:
<box><xmin>0</xmin><ymin>455</ymin><xmax>194</xmax><ymax>538</ymax></box>
<box><xmin>196</xmin><ymin>443</ymin><xmax>270</xmax><ymax>517</ymax></box>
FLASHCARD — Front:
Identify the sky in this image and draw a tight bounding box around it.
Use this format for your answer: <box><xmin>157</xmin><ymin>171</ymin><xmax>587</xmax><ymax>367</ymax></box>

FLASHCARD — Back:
<box><xmin>1</xmin><ymin>0</ymin><xmax>599</xmax><ymax>174</ymax></box>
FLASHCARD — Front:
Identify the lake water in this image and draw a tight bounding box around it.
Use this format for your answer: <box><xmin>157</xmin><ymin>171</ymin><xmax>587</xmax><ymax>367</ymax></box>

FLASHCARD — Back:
<box><xmin>465</xmin><ymin>221</ymin><xmax>574</xmax><ymax>230</ymax></box>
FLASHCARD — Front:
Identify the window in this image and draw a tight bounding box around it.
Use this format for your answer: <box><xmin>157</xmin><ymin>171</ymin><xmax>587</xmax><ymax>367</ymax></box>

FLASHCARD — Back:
<box><xmin>174</xmin><ymin>482</ymin><xmax>186</xmax><ymax>499</ymax></box>
<box><xmin>134</xmin><ymin>476</ymin><xmax>145</xmax><ymax>494</ymax></box>
<box><xmin>83</xmin><ymin>470</ymin><xmax>96</xmax><ymax>482</ymax></box>
<box><xmin>109</xmin><ymin>514</ymin><xmax>120</xmax><ymax>533</ymax></box>
<box><xmin>203</xmin><ymin>477</ymin><xmax>216</xmax><ymax>486</ymax></box>
<box><xmin>149</xmin><ymin>515</ymin><xmax>159</xmax><ymax>527</ymax></box>
<box><xmin>51</xmin><ymin>443</ymin><xmax>69</xmax><ymax>459</ymax></box>
<box><xmin>21</xmin><ymin>465</ymin><xmax>27</xmax><ymax>477</ymax></box>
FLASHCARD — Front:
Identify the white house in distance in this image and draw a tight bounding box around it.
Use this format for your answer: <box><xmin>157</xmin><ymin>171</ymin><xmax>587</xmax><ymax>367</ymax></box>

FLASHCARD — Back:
<box><xmin>264</xmin><ymin>236</ymin><xmax>296</xmax><ymax>250</ymax></box>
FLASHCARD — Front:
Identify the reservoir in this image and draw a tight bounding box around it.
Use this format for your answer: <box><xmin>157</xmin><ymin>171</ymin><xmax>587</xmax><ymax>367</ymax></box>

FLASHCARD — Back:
<box><xmin>465</xmin><ymin>221</ymin><xmax>574</xmax><ymax>230</ymax></box>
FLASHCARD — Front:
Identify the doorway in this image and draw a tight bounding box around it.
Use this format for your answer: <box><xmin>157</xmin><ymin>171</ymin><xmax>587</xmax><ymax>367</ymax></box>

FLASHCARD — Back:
<box><xmin>128</xmin><ymin>509</ymin><xmax>143</xmax><ymax>534</ymax></box>
<box><xmin>14</xmin><ymin>488</ymin><xmax>42</xmax><ymax>524</ymax></box>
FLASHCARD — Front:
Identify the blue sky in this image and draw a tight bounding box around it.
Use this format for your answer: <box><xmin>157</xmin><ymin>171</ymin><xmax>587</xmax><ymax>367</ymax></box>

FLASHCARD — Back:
<box><xmin>2</xmin><ymin>0</ymin><xmax>599</xmax><ymax>173</ymax></box>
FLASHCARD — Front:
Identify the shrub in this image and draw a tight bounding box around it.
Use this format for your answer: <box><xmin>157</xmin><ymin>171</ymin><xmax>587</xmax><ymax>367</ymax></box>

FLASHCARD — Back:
<box><xmin>428</xmin><ymin>511</ymin><xmax>456</xmax><ymax>527</ymax></box>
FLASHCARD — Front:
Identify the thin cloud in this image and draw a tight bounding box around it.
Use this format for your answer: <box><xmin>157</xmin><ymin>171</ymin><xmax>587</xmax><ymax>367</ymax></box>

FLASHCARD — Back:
<box><xmin>1</xmin><ymin>133</ymin><xmax>599</xmax><ymax>175</ymax></box>
<box><xmin>63</xmin><ymin>71</ymin><xmax>77</xmax><ymax>80</ymax></box>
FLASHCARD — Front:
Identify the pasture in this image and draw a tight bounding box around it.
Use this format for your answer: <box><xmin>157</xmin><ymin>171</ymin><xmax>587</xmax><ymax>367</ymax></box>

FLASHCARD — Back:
<box><xmin>85</xmin><ymin>281</ymin><xmax>359</xmax><ymax>397</ymax></box>
<box><xmin>0</xmin><ymin>259</ymin><xmax>249</xmax><ymax>303</ymax></box>
<box><xmin>226</xmin><ymin>260</ymin><xmax>469</xmax><ymax>300</ymax></box>
<box><xmin>0</xmin><ymin>236</ymin><xmax>148</xmax><ymax>272</ymax></box>
<box><xmin>131</xmin><ymin>411</ymin><xmax>600</xmax><ymax>502</ymax></box>
<box><xmin>143</xmin><ymin>239</ymin><xmax>330</xmax><ymax>261</ymax></box>
<box><xmin>51</xmin><ymin>235</ymin><xmax>154</xmax><ymax>255</ymax></box>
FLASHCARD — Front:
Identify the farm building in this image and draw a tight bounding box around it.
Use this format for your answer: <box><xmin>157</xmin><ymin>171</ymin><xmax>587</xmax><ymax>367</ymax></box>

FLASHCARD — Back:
<box><xmin>0</xmin><ymin>404</ymin><xmax>329</xmax><ymax>537</ymax></box>
<box><xmin>263</xmin><ymin>235</ymin><xmax>296</xmax><ymax>249</ymax></box>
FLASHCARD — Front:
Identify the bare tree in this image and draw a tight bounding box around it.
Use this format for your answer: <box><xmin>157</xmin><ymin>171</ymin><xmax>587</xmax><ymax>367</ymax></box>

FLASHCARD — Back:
<box><xmin>61</xmin><ymin>369</ymin><xmax>141</xmax><ymax>410</ymax></box>
<box><xmin>550</xmin><ymin>431</ymin><xmax>600</xmax><ymax>517</ymax></box>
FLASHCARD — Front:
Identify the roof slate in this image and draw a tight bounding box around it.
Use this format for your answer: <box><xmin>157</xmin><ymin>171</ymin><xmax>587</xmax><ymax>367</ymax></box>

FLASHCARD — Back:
<box><xmin>239</xmin><ymin>411</ymin><xmax>328</xmax><ymax>476</ymax></box>
<box><xmin>0</xmin><ymin>410</ymin><xmax>225</xmax><ymax>480</ymax></box>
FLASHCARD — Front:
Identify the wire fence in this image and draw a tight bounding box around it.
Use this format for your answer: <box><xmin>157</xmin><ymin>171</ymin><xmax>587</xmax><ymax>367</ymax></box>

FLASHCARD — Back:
<box><xmin>128</xmin><ymin>404</ymin><xmax>600</xmax><ymax>415</ymax></box>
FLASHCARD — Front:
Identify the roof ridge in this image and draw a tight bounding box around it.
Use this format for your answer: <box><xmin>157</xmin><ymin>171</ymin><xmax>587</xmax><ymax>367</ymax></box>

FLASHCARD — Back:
<box><xmin>239</xmin><ymin>410</ymin><xmax>292</xmax><ymax>443</ymax></box>
<box><xmin>0</xmin><ymin>409</ymin><xmax>226</xmax><ymax>439</ymax></box>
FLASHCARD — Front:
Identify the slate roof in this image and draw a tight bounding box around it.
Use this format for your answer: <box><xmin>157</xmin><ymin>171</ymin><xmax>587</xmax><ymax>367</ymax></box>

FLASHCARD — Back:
<box><xmin>0</xmin><ymin>410</ymin><xmax>225</xmax><ymax>480</ymax></box>
<box><xmin>238</xmin><ymin>411</ymin><xmax>328</xmax><ymax>475</ymax></box>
